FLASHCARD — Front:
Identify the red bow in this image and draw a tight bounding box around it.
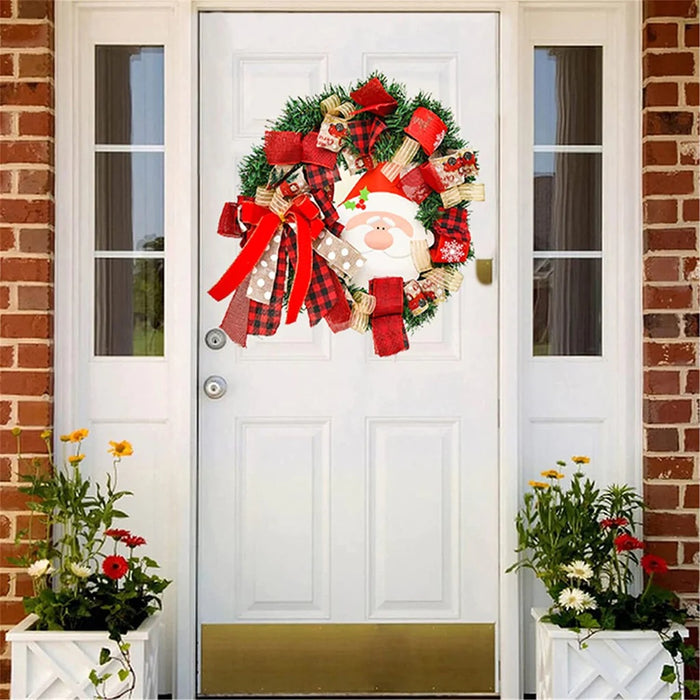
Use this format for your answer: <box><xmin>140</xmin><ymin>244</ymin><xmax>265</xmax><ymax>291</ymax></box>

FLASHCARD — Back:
<box><xmin>208</xmin><ymin>194</ymin><xmax>325</xmax><ymax>325</ymax></box>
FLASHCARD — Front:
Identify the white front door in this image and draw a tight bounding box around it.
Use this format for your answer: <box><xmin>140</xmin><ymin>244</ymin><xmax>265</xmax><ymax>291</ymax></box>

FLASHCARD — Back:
<box><xmin>198</xmin><ymin>11</ymin><xmax>499</xmax><ymax>695</ymax></box>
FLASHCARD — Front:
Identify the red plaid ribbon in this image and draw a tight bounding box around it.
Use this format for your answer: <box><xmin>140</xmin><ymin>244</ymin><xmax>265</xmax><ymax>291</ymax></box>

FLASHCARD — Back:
<box><xmin>285</xmin><ymin>233</ymin><xmax>341</xmax><ymax>326</ymax></box>
<box><xmin>347</xmin><ymin>116</ymin><xmax>387</xmax><ymax>171</ymax></box>
<box><xmin>432</xmin><ymin>207</ymin><xmax>470</xmax><ymax>242</ymax></box>
<box><xmin>304</xmin><ymin>164</ymin><xmax>339</xmax><ymax>195</ymax></box>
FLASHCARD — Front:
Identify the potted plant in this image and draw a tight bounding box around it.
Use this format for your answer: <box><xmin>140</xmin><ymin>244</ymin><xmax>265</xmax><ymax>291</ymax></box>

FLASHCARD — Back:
<box><xmin>6</xmin><ymin>428</ymin><xmax>170</xmax><ymax>699</ymax></box>
<box><xmin>508</xmin><ymin>456</ymin><xmax>698</xmax><ymax>700</ymax></box>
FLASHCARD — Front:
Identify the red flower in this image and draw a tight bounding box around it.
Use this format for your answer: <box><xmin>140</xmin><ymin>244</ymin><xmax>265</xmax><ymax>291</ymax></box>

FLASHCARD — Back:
<box><xmin>102</xmin><ymin>555</ymin><xmax>129</xmax><ymax>580</ymax></box>
<box><xmin>104</xmin><ymin>528</ymin><xmax>130</xmax><ymax>540</ymax></box>
<box><xmin>614</xmin><ymin>533</ymin><xmax>644</xmax><ymax>552</ymax></box>
<box><xmin>123</xmin><ymin>535</ymin><xmax>146</xmax><ymax>548</ymax></box>
<box><xmin>600</xmin><ymin>517</ymin><xmax>629</xmax><ymax>529</ymax></box>
<box><xmin>641</xmin><ymin>554</ymin><xmax>668</xmax><ymax>575</ymax></box>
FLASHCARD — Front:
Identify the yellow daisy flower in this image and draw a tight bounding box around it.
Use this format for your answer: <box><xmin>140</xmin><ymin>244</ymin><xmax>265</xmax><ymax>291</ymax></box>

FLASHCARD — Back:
<box><xmin>69</xmin><ymin>428</ymin><xmax>89</xmax><ymax>443</ymax></box>
<box><xmin>541</xmin><ymin>469</ymin><xmax>565</xmax><ymax>479</ymax></box>
<box><xmin>40</xmin><ymin>430</ymin><xmax>52</xmax><ymax>440</ymax></box>
<box><xmin>572</xmin><ymin>456</ymin><xmax>590</xmax><ymax>465</ymax></box>
<box><xmin>108</xmin><ymin>440</ymin><xmax>134</xmax><ymax>458</ymax></box>
<box><xmin>59</xmin><ymin>434</ymin><xmax>72</xmax><ymax>442</ymax></box>
<box><xmin>529</xmin><ymin>480</ymin><xmax>550</xmax><ymax>489</ymax></box>
<box><xmin>68</xmin><ymin>454</ymin><xmax>85</xmax><ymax>464</ymax></box>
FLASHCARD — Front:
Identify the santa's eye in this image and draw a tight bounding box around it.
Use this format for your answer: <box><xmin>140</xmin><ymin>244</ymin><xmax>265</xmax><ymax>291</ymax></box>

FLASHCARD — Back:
<box><xmin>447</xmin><ymin>157</ymin><xmax>457</xmax><ymax>166</ymax></box>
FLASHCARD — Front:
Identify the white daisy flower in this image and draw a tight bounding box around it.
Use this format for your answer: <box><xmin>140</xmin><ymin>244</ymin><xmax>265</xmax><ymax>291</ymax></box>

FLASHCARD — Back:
<box><xmin>69</xmin><ymin>562</ymin><xmax>91</xmax><ymax>578</ymax></box>
<box><xmin>580</xmin><ymin>592</ymin><xmax>598</xmax><ymax>611</ymax></box>
<box><xmin>558</xmin><ymin>587</ymin><xmax>587</xmax><ymax>612</ymax></box>
<box><xmin>562</xmin><ymin>560</ymin><xmax>594</xmax><ymax>582</ymax></box>
<box><xmin>27</xmin><ymin>559</ymin><xmax>54</xmax><ymax>578</ymax></box>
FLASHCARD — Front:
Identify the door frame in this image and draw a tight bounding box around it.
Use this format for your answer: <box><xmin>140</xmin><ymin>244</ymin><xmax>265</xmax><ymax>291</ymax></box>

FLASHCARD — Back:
<box><xmin>53</xmin><ymin>1</ymin><xmax>642</xmax><ymax>698</ymax></box>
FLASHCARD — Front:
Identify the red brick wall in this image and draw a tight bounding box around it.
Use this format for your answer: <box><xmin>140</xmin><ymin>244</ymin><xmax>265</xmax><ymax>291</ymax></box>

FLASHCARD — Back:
<box><xmin>0</xmin><ymin>0</ymin><xmax>54</xmax><ymax>694</ymax></box>
<box><xmin>642</xmin><ymin>0</ymin><xmax>700</xmax><ymax>681</ymax></box>
<box><xmin>0</xmin><ymin>0</ymin><xmax>698</xmax><ymax>695</ymax></box>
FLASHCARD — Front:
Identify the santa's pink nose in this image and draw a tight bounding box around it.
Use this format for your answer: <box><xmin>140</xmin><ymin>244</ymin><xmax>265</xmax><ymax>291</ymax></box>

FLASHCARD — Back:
<box><xmin>364</xmin><ymin>228</ymin><xmax>393</xmax><ymax>250</ymax></box>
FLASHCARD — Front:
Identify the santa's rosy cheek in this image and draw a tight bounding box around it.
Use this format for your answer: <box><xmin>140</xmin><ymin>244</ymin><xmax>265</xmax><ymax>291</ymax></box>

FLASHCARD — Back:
<box><xmin>364</xmin><ymin>228</ymin><xmax>394</xmax><ymax>250</ymax></box>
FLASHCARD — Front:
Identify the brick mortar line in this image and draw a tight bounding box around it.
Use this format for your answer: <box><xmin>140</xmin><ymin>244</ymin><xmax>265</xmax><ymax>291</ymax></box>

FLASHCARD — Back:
<box><xmin>0</xmin><ymin>106</ymin><xmax>56</xmax><ymax>112</ymax></box>
<box><xmin>642</xmin><ymin>103</ymin><xmax>700</xmax><ymax>108</ymax></box>
<box><xmin>0</xmin><ymin>47</ymin><xmax>53</xmax><ymax>52</ymax></box>
<box><xmin>644</xmin><ymin>165</ymin><xmax>700</xmax><ymax>170</ymax></box>
<box><xmin>0</xmin><ymin>76</ymin><xmax>53</xmax><ymax>83</ymax></box>
<box><xmin>643</xmin><ymin>196</ymin><xmax>698</xmax><ymax>201</ymax></box>
<box><xmin>0</xmin><ymin>18</ymin><xmax>55</xmax><ymax>25</ymax></box>
<box><xmin>644</xmin><ymin>224</ymin><xmax>700</xmax><ymax>229</ymax></box>
<box><xmin>644</xmin><ymin>134</ymin><xmax>700</xmax><ymax>139</ymax></box>
<box><xmin>0</xmin><ymin>196</ymin><xmax>53</xmax><ymax>203</ymax></box>
<box><xmin>642</xmin><ymin>48</ymin><xmax>700</xmax><ymax>54</ymax></box>
<box><xmin>0</xmin><ymin>164</ymin><xmax>52</xmax><ymax>169</ymax></box>
<box><xmin>643</xmin><ymin>76</ymin><xmax>700</xmax><ymax>82</ymax></box>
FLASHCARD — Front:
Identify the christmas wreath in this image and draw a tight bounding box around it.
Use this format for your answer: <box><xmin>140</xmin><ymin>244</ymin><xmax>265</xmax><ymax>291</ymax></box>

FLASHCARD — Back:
<box><xmin>209</xmin><ymin>74</ymin><xmax>484</xmax><ymax>357</ymax></box>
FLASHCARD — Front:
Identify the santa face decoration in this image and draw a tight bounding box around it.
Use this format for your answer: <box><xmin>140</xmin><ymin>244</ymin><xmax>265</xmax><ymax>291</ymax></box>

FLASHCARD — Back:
<box><xmin>335</xmin><ymin>175</ymin><xmax>433</xmax><ymax>288</ymax></box>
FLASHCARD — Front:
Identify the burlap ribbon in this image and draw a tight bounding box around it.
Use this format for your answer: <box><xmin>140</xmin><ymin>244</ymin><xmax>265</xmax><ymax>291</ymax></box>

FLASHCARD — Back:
<box><xmin>440</xmin><ymin>182</ymin><xmax>486</xmax><ymax>208</ymax></box>
<box><xmin>349</xmin><ymin>290</ymin><xmax>376</xmax><ymax>334</ymax></box>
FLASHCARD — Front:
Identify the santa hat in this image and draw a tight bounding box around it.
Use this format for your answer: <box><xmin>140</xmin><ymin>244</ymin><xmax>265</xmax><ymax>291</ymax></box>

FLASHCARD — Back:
<box><xmin>342</xmin><ymin>165</ymin><xmax>406</xmax><ymax>204</ymax></box>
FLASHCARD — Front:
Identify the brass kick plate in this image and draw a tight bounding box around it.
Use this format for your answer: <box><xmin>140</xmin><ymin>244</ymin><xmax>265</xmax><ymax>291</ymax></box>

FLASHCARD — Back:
<box><xmin>475</xmin><ymin>258</ymin><xmax>493</xmax><ymax>285</ymax></box>
<box><xmin>201</xmin><ymin>622</ymin><xmax>495</xmax><ymax>696</ymax></box>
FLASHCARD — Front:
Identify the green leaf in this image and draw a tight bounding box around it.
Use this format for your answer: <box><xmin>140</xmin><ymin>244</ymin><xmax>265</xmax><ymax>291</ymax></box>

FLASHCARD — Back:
<box><xmin>118</xmin><ymin>668</ymin><xmax>130</xmax><ymax>682</ymax></box>
<box><xmin>684</xmin><ymin>680</ymin><xmax>699</xmax><ymax>696</ymax></box>
<box><xmin>99</xmin><ymin>647</ymin><xmax>111</xmax><ymax>665</ymax></box>
<box><xmin>660</xmin><ymin>664</ymin><xmax>676</xmax><ymax>684</ymax></box>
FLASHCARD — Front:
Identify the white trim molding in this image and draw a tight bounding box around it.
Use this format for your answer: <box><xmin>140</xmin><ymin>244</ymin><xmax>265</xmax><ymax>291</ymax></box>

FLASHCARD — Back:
<box><xmin>53</xmin><ymin>2</ymin><xmax>641</xmax><ymax>697</ymax></box>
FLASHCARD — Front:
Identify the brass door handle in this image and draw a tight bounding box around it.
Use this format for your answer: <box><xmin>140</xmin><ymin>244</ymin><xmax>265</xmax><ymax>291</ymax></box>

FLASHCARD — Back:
<box><xmin>476</xmin><ymin>258</ymin><xmax>493</xmax><ymax>285</ymax></box>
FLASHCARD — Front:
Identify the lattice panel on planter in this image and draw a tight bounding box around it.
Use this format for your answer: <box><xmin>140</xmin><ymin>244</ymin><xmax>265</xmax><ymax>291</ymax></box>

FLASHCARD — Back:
<box><xmin>7</xmin><ymin>613</ymin><xmax>160</xmax><ymax>699</ymax></box>
<box><xmin>533</xmin><ymin>609</ymin><xmax>687</xmax><ymax>700</ymax></box>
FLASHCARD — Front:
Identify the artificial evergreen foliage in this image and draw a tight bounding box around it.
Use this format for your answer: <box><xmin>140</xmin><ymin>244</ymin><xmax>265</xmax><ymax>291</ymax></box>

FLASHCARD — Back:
<box><xmin>237</xmin><ymin>73</ymin><xmax>478</xmax><ymax>334</ymax></box>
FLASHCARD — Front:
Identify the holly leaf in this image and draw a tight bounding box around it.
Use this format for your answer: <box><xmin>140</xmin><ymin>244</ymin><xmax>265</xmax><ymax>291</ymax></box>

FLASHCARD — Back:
<box><xmin>343</xmin><ymin>201</ymin><xmax>356</xmax><ymax>210</ymax></box>
<box><xmin>359</xmin><ymin>186</ymin><xmax>370</xmax><ymax>200</ymax></box>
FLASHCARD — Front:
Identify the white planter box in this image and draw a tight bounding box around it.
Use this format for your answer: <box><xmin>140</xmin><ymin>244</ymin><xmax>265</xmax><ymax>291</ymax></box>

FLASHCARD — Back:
<box><xmin>532</xmin><ymin>608</ymin><xmax>687</xmax><ymax>700</ymax></box>
<box><xmin>7</xmin><ymin>613</ymin><xmax>160</xmax><ymax>699</ymax></box>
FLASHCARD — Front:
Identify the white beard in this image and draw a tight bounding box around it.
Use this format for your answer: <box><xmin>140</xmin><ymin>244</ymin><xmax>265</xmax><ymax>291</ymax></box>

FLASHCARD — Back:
<box><xmin>336</xmin><ymin>191</ymin><xmax>433</xmax><ymax>288</ymax></box>
<box><xmin>341</xmin><ymin>223</ymin><xmax>417</xmax><ymax>287</ymax></box>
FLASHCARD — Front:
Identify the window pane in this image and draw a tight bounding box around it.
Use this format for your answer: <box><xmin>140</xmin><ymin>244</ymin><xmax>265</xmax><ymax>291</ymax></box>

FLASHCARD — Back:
<box><xmin>95</xmin><ymin>46</ymin><xmax>164</xmax><ymax>145</ymax></box>
<box><xmin>534</xmin><ymin>47</ymin><xmax>602</xmax><ymax>145</ymax></box>
<box><xmin>533</xmin><ymin>258</ymin><xmax>601</xmax><ymax>356</ymax></box>
<box><xmin>534</xmin><ymin>153</ymin><xmax>601</xmax><ymax>251</ymax></box>
<box><xmin>95</xmin><ymin>152</ymin><xmax>164</xmax><ymax>251</ymax></box>
<box><xmin>95</xmin><ymin>259</ymin><xmax>164</xmax><ymax>356</ymax></box>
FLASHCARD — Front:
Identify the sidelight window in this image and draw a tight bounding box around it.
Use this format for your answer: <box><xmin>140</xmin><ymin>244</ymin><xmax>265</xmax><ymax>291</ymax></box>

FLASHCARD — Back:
<box><xmin>93</xmin><ymin>46</ymin><xmax>165</xmax><ymax>356</ymax></box>
<box><xmin>532</xmin><ymin>46</ymin><xmax>603</xmax><ymax>356</ymax></box>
